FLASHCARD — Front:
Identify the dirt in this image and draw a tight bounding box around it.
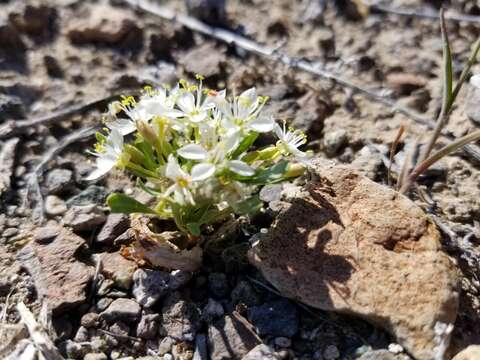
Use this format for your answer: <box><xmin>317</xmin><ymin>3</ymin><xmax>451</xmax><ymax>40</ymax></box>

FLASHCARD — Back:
<box><xmin>1</xmin><ymin>0</ymin><xmax>480</xmax><ymax>359</ymax></box>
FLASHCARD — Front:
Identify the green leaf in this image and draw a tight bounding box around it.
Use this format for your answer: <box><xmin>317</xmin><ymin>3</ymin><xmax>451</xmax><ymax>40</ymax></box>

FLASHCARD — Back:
<box><xmin>107</xmin><ymin>193</ymin><xmax>157</xmax><ymax>215</ymax></box>
<box><xmin>186</xmin><ymin>222</ymin><xmax>201</xmax><ymax>236</ymax></box>
<box><xmin>237</xmin><ymin>161</ymin><xmax>289</xmax><ymax>185</ymax></box>
<box><xmin>232</xmin><ymin>195</ymin><xmax>262</xmax><ymax>216</ymax></box>
<box><xmin>440</xmin><ymin>9</ymin><xmax>453</xmax><ymax>108</ymax></box>
<box><xmin>231</xmin><ymin>132</ymin><xmax>259</xmax><ymax>159</ymax></box>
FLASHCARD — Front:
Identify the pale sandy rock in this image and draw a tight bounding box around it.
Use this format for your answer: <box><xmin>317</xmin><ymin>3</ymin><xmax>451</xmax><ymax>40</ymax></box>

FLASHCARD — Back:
<box><xmin>249</xmin><ymin>160</ymin><xmax>459</xmax><ymax>360</ymax></box>
<box><xmin>452</xmin><ymin>345</ymin><xmax>480</xmax><ymax>360</ymax></box>
<box><xmin>67</xmin><ymin>5</ymin><xmax>142</xmax><ymax>48</ymax></box>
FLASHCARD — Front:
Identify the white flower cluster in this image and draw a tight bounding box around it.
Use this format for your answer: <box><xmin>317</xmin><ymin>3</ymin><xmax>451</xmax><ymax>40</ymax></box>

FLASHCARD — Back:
<box><xmin>87</xmin><ymin>77</ymin><xmax>309</xmax><ymax>234</ymax></box>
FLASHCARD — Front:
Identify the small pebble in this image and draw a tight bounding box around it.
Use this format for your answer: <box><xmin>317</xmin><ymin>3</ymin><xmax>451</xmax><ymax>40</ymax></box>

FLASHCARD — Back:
<box><xmin>274</xmin><ymin>337</ymin><xmax>291</xmax><ymax>348</ymax></box>
<box><xmin>45</xmin><ymin>195</ymin><xmax>67</xmax><ymax>216</ymax></box>
<box><xmin>3</xmin><ymin>228</ymin><xmax>18</xmax><ymax>238</ymax></box>
<box><xmin>323</xmin><ymin>345</ymin><xmax>340</xmax><ymax>360</ymax></box>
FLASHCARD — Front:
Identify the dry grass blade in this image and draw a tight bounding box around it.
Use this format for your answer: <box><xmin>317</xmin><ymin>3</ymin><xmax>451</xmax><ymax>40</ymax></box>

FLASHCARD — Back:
<box><xmin>400</xmin><ymin>130</ymin><xmax>480</xmax><ymax>193</ymax></box>
<box><xmin>418</xmin><ymin>9</ymin><xmax>452</xmax><ymax>164</ymax></box>
<box><xmin>388</xmin><ymin>125</ymin><xmax>405</xmax><ymax>186</ymax></box>
<box><xmin>397</xmin><ymin>136</ymin><xmax>420</xmax><ymax>191</ymax></box>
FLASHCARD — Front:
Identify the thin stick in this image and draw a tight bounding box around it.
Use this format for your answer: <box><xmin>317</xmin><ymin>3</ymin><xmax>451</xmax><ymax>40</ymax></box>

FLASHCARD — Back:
<box><xmin>124</xmin><ymin>0</ymin><xmax>480</xmax><ymax>164</ymax></box>
<box><xmin>364</xmin><ymin>1</ymin><xmax>480</xmax><ymax>23</ymax></box>
<box><xmin>16</xmin><ymin>302</ymin><xmax>63</xmax><ymax>360</ymax></box>
<box><xmin>388</xmin><ymin>125</ymin><xmax>405</xmax><ymax>186</ymax></box>
<box><xmin>0</xmin><ymin>94</ymin><xmax>123</xmax><ymax>140</ymax></box>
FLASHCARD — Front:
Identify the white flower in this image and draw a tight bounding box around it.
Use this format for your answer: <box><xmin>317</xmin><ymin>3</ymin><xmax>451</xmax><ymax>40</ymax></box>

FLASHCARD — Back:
<box><xmin>107</xmin><ymin>102</ymin><xmax>153</xmax><ymax>136</ymax></box>
<box><xmin>140</xmin><ymin>86</ymin><xmax>185</xmax><ymax>119</ymax></box>
<box><xmin>177</xmin><ymin>144</ymin><xmax>209</xmax><ymax>160</ymax></box>
<box><xmin>216</xmin><ymin>88</ymin><xmax>274</xmax><ymax>133</ymax></box>
<box><xmin>86</xmin><ymin>129</ymin><xmax>124</xmax><ymax>180</ymax></box>
<box><xmin>164</xmin><ymin>155</ymin><xmax>196</xmax><ymax>205</ymax></box>
<box><xmin>470</xmin><ymin>74</ymin><xmax>480</xmax><ymax>89</ymax></box>
<box><xmin>176</xmin><ymin>132</ymin><xmax>254</xmax><ymax>179</ymax></box>
<box><xmin>274</xmin><ymin>121</ymin><xmax>309</xmax><ymax>162</ymax></box>
<box><xmin>176</xmin><ymin>86</ymin><xmax>215</xmax><ymax>123</ymax></box>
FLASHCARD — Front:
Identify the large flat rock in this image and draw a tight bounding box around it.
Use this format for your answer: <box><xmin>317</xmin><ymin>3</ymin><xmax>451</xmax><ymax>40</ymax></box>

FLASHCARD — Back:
<box><xmin>249</xmin><ymin>160</ymin><xmax>459</xmax><ymax>360</ymax></box>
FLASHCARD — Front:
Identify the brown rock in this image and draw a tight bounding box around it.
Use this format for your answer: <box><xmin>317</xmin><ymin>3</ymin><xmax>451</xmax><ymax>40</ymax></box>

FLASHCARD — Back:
<box><xmin>452</xmin><ymin>345</ymin><xmax>480</xmax><ymax>360</ymax></box>
<box><xmin>17</xmin><ymin>225</ymin><xmax>94</xmax><ymax>315</ymax></box>
<box><xmin>100</xmin><ymin>252</ymin><xmax>137</xmax><ymax>290</ymax></box>
<box><xmin>249</xmin><ymin>160</ymin><xmax>459</xmax><ymax>360</ymax></box>
<box><xmin>67</xmin><ymin>6</ymin><xmax>142</xmax><ymax>49</ymax></box>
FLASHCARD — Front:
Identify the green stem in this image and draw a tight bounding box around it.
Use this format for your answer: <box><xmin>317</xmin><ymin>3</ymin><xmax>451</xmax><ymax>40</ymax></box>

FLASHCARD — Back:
<box><xmin>126</xmin><ymin>163</ymin><xmax>158</xmax><ymax>179</ymax></box>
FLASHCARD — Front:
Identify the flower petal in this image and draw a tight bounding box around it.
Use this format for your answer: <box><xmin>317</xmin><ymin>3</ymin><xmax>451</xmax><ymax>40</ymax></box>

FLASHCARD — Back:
<box><xmin>228</xmin><ymin>160</ymin><xmax>255</xmax><ymax>176</ymax></box>
<box><xmin>177</xmin><ymin>92</ymin><xmax>195</xmax><ymax>113</ymax></box>
<box><xmin>273</xmin><ymin>122</ymin><xmax>284</xmax><ymax>139</ymax></box>
<box><xmin>191</xmin><ymin>163</ymin><xmax>216</xmax><ymax>181</ymax></box>
<box><xmin>190</xmin><ymin>111</ymin><xmax>207</xmax><ymax>123</ymax></box>
<box><xmin>166</xmin><ymin>155</ymin><xmax>186</xmax><ymax>180</ymax></box>
<box><xmin>249</xmin><ymin>116</ymin><xmax>274</xmax><ymax>133</ymax></box>
<box><xmin>177</xmin><ymin>144</ymin><xmax>208</xmax><ymax>160</ymax></box>
<box><xmin>107</xmin><ymin>118</ymin><xmax>136</xmax><ymax>136</ymax></box>
<box><xmin>85</xmin><ymin>154</ymin><xmax>117</xmax><ymax>180</ymax></box>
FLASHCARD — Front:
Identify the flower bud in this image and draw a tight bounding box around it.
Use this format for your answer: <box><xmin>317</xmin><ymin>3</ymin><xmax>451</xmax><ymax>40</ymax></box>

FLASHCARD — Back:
<box><xmin>284</xmin><ymin>163</ymin><xmax>306</xmax><ymax>178</ymax></box>
<box><xmin>136</xmin><ymin>120</ymin><xmax>157</xmax><ymax>144</ymax></box>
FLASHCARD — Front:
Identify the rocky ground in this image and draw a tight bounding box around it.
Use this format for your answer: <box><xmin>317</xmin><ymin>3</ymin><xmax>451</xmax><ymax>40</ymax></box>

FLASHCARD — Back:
<box><xmin>1</xmin><ymin>0</ymin><xmax>480</xmax><ymax>359</ymax></box>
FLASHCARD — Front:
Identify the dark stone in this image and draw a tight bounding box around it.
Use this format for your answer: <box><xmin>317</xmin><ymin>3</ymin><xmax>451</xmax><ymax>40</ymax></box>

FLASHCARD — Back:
<box><xmin>0</xmin><ymin>94</ymin><xmax>25</xmax><ymax>121</ymax></box>
<box><xmin>231</xmin><ymin>281</ymin><xmax>261</xmax><ymax>307</ymax></box>
<box><xmin>67</xmin><ymin>185</ymin><xmax>108</xmax><ymax>206</ymax></box>
<box><xmin>44</xmin><ymin>55</ymin><xmax>63</xmax><ymax>78</ymax></box>
<box><xmin>248</xmin><ymin>299</ymin><xmax>299</xmax><ymax>337</ymax></box>
<box><xmin>45</xmin><ymin>168</ymin><xmax>74</xmax><ymax>195</ymax></box>
<box><xmin>96</xmin><ymin>214</ymin><xmax>130</xmax><ymax>246</ymax></box>
<box><xmin>208</xmin><ymin>272</ymin><xmax>229</xmax><ymax>299</ymax></box>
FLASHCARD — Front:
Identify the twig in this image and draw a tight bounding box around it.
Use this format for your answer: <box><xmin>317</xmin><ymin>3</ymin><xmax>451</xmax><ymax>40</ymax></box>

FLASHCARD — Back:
<box><xmin>124</xmin><ymin>0</ymin><xmax>480</xmax><ymax>164</ymax></box>
<box><xmin>363</xmin><ymin>1</ymin><xmax>480</xmax><ymax>23</ymax></box>
<box><xmin>24</xmin><ymin>126</ymin><xmax>98</xmax><ymax>223</ymax></box>
<box><xmin>0</xmin><ymin>288</ymin><xmax>15</xmax><ymax>339</ymax></box>
<box><xmin>97</xmin><ymin>328</ymin><xmax>142</xmax><ymax>342</ymax></box>
<box><xmin>0</xmin><ymin>94</ymin><xmax>122</xmax><ymax>140</ymax></box>
<box><xmin>16</xmin><ymin>302</ymin><xmax>63</xmax><ymax>360</ymax></box>
<box><xmin>88</xmin><ymin>255</ymin><xmax>102</xmax><ymax>302</ymax></box>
